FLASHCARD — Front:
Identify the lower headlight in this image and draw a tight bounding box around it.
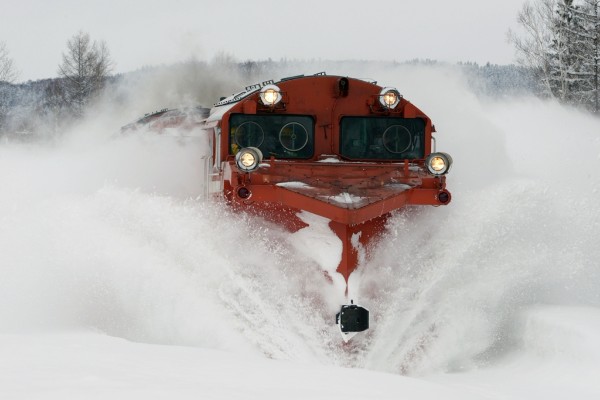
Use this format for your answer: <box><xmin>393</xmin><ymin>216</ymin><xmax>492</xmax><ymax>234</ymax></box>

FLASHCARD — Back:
<box><xmin>235</xmin><ymin>147</ymin><xmax>263</xmax><ymax>172</ymax></box>
<box><xmin>426</xmin><ymin>152</ymin><xmax>453</xmax><ymax>175</ymax></box>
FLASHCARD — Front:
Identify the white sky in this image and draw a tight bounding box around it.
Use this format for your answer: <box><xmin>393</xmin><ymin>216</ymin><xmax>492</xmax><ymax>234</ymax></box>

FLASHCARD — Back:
<box><xmin>2</xmin><ymin>0</ymin><xmax>527</xmax><ymax>82</ymax></box>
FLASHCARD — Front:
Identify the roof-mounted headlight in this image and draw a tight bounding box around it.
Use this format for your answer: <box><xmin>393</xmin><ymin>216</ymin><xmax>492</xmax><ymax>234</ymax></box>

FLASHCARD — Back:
<box><xmin>260</xmin><ymin>84</ymin><xmax>282</xmax><ymax>106</ymax></box>
<box><xmin>379</xmin><ymin>87</ymin><xmax>401</xmax><ymax>109</ymax></box>
<box><xmin>235</xmin><ymin>147</ymin><xmax>263</xmax><ymax>172</ymax></box>
<box><xmin>426</xmin><ymin>152</ymin><xmax>453</xmax><ymax>175</ymax></box>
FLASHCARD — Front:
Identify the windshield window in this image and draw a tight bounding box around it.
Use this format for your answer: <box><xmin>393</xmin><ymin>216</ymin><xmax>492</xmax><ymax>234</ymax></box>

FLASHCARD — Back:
<box><xmin>229</xmin><ymin>114</ymin><xmax>314</xmax><ymax>159</ymax></box>
<box><xmin>340</xmin><ymin>117</ymin><xmax>425</xmax><ymax>160</ymax></box>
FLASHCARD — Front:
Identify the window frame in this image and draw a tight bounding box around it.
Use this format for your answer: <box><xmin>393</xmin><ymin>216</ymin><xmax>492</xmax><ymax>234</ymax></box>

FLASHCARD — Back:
<box><xmin>339</xmin><ymin>116</ymin><xmax>426</xmax><ymax>161</ymax></box>
<box><xmin>228</xmin><ymin>113</ymin><xmax>315</xmax><ymax>160</ymax></box>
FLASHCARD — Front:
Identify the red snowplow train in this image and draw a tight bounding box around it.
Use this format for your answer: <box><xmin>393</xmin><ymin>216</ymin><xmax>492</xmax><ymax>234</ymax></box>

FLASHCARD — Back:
<box><xmin>123</xmin><ymin>72</ymin><xmax>452</xmax><ymax>341</ymax></box>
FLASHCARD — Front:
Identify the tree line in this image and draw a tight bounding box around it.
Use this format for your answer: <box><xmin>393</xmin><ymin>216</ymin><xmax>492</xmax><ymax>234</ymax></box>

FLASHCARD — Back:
<box><xmin>0</xmin><ymin>26</ymin><xmax>572</xmax><ymax>139</ymax></box>
<box><xmin>0</xmin><ymin>60</ymin><xmax>538</xmax><ymax>139</ymax></box>
<box><xmin>510</xmin><ymin>0</ymin><xmax>600</xmax><ymax>113</ymax></box>
<box><xmin>2</xmin><ymin>6</ymin><xmax>600</xmax><ymax>139</ymax></box>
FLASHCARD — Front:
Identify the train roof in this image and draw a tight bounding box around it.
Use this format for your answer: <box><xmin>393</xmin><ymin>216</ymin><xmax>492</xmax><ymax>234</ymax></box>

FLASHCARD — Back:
<box><xmin>206</xmin><ymin>72</ymin><xmax>382</xmax><ymax>126</ymax></box>
<box><xmin>212</xmin><ymin>72</ymin><xmax>379</xmax><ymax>108</ymax></box>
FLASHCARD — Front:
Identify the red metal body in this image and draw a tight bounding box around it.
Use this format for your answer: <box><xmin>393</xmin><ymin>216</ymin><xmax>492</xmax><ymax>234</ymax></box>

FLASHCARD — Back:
<box><xmin>203</xmin><ymin>74</ymin><xmax>451</xmax><ymax>285</ymax></box>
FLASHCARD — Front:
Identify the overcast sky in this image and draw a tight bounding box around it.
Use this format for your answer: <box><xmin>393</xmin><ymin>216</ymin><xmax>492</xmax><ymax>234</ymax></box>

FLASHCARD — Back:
<box><xmin>2</xmin><ymin>0</ymin><xmax>527</xmax><ymax>82</ymax></box>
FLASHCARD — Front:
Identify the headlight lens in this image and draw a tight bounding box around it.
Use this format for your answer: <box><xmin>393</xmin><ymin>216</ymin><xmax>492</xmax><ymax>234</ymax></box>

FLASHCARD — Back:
<box><xmin>426</xmin><ymin>152</ymin><xmax>453</xmax><ymax>175</ymax></box>
<box><xmin>430</xmin><ymin>156</ymin><xmax>446</xmax><ymax>172</ymax></box>
<box><xmin>240</xmin><ymin>152</ymin><xmax>256</xmax><ymax>167</ymax></box>
<box><xmin>235</xmin><ymin>147</ymin><xmax>263</xmax><ymax>172</ymax></box>
<box><xmin>379</xmin><ymin>87</ymin><xmax>401</xmax><ymax>109</ymax></box>
<box><xmin>260</xmin><ymin>84</ymin><xmax>282</xmax><ymax>106</ymax></box>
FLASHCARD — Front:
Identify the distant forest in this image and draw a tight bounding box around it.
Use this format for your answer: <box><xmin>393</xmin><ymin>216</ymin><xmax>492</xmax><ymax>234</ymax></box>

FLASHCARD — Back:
<box><xmin>0</xmin><ymin>59</ymin><xmax>538</xmax><ymax>140</ymax></box>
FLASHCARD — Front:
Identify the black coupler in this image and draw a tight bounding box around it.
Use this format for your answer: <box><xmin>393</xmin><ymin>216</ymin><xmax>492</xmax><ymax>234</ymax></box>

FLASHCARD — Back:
<box><xmin>336</xmin><ymin>303</ymin><xmax>369</xmax><ymax>333</ymax></box>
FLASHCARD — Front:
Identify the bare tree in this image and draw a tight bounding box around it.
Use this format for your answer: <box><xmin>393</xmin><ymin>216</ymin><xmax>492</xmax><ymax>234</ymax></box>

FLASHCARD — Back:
<box><xmin>508</xmin><ymin>0</ymin><xmax>557</xmax><ymax>97</ymax></box>
<box><xmin>58</xmin><ymin>31</ymin><xmax>113</xmax><ymax>115</ymax></box>
<box><xmin>0</xmin><ymin>41</ymin><xmax>17</xmax><ymax>83</ymax></box>
<box><xmin>0</xmin><ymin>41</ymin><xmax>17</xmax><ymax>132</ymax></box>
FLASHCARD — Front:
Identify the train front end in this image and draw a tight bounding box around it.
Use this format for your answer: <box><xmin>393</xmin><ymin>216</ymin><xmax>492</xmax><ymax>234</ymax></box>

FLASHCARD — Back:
<box><xmin>204</xmin><ymin>73</ymin><xmax>452</xmax><ymax>340</ymax></box>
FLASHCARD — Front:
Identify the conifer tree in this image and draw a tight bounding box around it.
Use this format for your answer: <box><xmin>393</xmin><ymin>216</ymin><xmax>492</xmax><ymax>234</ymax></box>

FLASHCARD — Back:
<box><xmin>579</xmin><ymin>0</ymin><xmax>600</xmax><ymax>112</ymax></box>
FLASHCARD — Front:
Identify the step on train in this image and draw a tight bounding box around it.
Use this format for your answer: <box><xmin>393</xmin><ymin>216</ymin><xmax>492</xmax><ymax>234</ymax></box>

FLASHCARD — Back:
<box><xmin>122</xmin><ymin>72</ymin><xmax>453</xmax><ymax>341</ymax></box>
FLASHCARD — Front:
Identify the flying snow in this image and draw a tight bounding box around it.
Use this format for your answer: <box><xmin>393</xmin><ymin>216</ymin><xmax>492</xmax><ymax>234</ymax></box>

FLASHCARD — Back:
<box><xmin>1</xmin><ymin>63</ymin><xmax>600</xmax><ymax>399</ymax></box>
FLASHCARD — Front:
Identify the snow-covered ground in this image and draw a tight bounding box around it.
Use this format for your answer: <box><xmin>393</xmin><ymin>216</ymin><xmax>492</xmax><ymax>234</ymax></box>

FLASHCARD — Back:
<box><xmin>1</xmin><ymin>65</ymin><xmax>600</xmax><ymax>399</ymax></box>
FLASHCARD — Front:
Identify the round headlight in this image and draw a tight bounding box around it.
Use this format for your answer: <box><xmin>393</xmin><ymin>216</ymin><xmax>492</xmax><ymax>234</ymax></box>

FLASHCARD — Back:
<box><xmin>426</xmin><ymin>152</ymin><xmax>453</xmax><ymax>175</ymax></box>
<box><xmin>430</xmin><ymin>156</ymin><xmax>446</xmax><ymax>172</ymax></box>
<box><xmin>235</xmin><ymin>147</ymin><xmax>263</xmax><ymax>172</ymax></box>
<box><xmin>240</xmin><ymin>152</ymin><xmax>256</xmax><ymax>167</ymax></box>
<box><xmin>379</xmin><ymin>87</ymin><xmax>401</xmax><ymax>109</ymax></box>
<box><xmin>260</xmin><ymin>84</ymin><xmax>282</xmax><ymax>106</ymax></box>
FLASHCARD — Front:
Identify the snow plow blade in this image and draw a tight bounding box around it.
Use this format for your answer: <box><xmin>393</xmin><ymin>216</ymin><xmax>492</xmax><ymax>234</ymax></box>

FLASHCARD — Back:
<box><xmin>336</xmin><ymin>302</ymin><xmax>369</xmax><ymax>341</ymax></box>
